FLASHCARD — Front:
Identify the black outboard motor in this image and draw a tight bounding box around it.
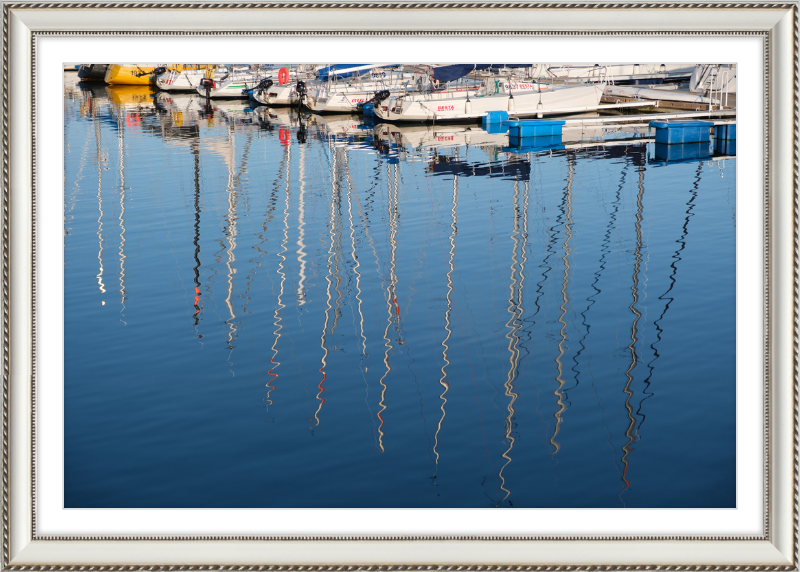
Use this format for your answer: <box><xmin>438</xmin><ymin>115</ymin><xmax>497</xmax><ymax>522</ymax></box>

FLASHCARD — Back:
<box><xmin>199</xmin><ymin>77</ymin><xmax>216</xmax><ymax>99</ymax></box>
<box><xmin>295</xmin><ymin>80</ymin><xmax>308</xmax><ymax>110</ymax></box>
<box><xmin>357</xmin><ymin>89</ymin><xmax>391</xmax><ymax>111</ymax></box>
<box><xmin>151</xmin><ymin>66</ymin><xmax>167</xmax><ymax>77</ymax></box>
<box><xmin>257</xmin><ymin>78</ymin><xmax>274</xmax><ymax>94</ymax></box>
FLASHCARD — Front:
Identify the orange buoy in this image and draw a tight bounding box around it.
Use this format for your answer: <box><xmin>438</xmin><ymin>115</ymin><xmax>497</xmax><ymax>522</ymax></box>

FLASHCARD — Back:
<box><xmin>278</xmin><ymin>67</ymin><xmax>290</xmax><ymax>85</ymax></box>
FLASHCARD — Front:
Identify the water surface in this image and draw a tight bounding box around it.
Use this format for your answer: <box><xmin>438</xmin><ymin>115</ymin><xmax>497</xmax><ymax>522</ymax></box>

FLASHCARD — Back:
<box><xmin>64</xmin><ymin>76</ymin><xmax>737</xmax><ymax>509</ymax></box>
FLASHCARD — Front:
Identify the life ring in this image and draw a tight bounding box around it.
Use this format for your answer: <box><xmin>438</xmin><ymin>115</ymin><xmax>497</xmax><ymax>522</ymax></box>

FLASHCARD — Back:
<box><xmin>278</xmin><ymin>67</ymin><xmax>290</xmax><ymax>85</ymax></box>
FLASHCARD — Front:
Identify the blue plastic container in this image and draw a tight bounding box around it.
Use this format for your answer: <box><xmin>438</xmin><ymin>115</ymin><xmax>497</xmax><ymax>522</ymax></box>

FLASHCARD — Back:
<box><xmin>715</xmin><ymin>123</ymin><xmax>737</xmax><ymax>140</ymax></box>
<box><xmin>504</xmin><ymin>119</ymin><xmax>566</xmax><ymax>138</ymax></box>
<box><xmin>483</xmin><ymin>122</ymin><xmax>509</xmax><ymax>135</ymax></box>
<box><xmin>714</xmin><ymin>137</ymin><xmax>737</xmax><ymax>156</ymax></box>
<box><xmin>483</xmin><ymin>110</ymin><xmax>509</xmax><ymax>127</ymax></box>
<box><xmin>650</xmin><ymin>120</ymin><xmax>713</xmax><ymax>145</ymax></box>
<box><xmin>653</xmin><ymin>142</ymin><xmax>711</xmax><ymax>163</ymax></box>
<box><xmin>362</xmin><ymin>103</ymin><xmax>376</xmax><ymax>117</ymax></box>
<box><xmin>505</xmin><ymin>134</ymin><xmax>564</xmax><ymax>153</ymax></box>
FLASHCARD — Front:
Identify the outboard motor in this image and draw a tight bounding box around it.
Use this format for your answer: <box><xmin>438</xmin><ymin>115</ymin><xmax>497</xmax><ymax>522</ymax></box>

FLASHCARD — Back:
<box><xmin>357</xmin><ymin>89</ymin><xmax>391</xmax><ymax>111</ymax></box>
<box><xmin>199</xmin><ymin>77</ymin><xmax>216</xmax><ymax>99</ymax></box>
<box><xmin>256</xmin><ymin>78</ymin><xmax>274</xmax><ymax>95</ymax></box>
<box><xmin>295</xmin><ymin>80</ymin><xmax>308</xmax><ymax>109</ymax></box>
<box><xmin>151</xmin><ymin>66</ymin><xmax>167</xmax><ymax>77</ymax></box>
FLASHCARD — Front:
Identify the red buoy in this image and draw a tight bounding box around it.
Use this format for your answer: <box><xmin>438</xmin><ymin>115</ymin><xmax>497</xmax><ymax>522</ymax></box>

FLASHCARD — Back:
<box><xmin>278</xmin><ymin>67</ymin><xmax>290</xmax><ymax>85</ymax></box>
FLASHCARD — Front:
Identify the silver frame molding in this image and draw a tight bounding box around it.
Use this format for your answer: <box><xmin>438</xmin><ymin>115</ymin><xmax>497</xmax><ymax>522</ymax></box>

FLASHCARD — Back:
<box><xmin>1</xmin><ymin>1</ymin><xmax>797</xmax><ymax>568</ymax></box>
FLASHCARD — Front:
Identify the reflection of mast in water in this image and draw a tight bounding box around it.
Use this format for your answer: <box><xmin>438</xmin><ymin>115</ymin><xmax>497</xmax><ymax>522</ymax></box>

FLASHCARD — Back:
<box><xmin>433</xmin><ymin>171</ymin><xmax>457</xmax><ymax>467</ymax></box>
<box><xmin>498</xmin><ymin>175</ymin><xmax>526</xmax><ymax>504</ymax></box>
<box><xmin>314</xmin><ymin>146</ymin><xmax>340</xmax><ymax>428</ymax></box>
<box><xmin>640</xmin><ymin>164</ymin><xmax>703</xmax><ymax>430</ymax></box>
<box><xmin>267</xmin><ymin>143</ymin><xmax>292</xmax><ymax>405</ymax></box>
<box><xmin>95</xmin><ymin>111</ymin><xmax>106</xmax><ymax>296</ymax></box>
<box><xmin>116</xmin><ymin>115</ymin><xmax>127</xmax><ymax>324</ymax></box>
<box><xmin>222</xmin><ymin>131</ymin><xmax>253</xmax><ymax>350</ymax></box>
<box><xmin>343</xmin><ymin>150</ymin><xmax>377</xmax><ymax>437</ymax></box>
<box><xmin>620</xmin><ymin>164</ymin><xmax>645</xmax><ymax>499</ymax></box>
<box><xmin>343</xmin><ymin>150</ymin><xmax>368</xmax><ymax>358</ymax></box>
<box><xmin>191</xmin><ymin>140</ymin><xmax>203</xmax><ymax>326</ymax></box>
<box><xmin>296</xmin><ymin>142</ymin><xmax>308</xmax><ymax>305</ymax></box>
<box><xmin>550</xmin><ymin>155</ymin><xmax>575</xmax><ymax>454</ymax></box>
<box><xmin>223</xmin><ymin>130</ymin><xmax>238</xmax><ymax>349</ymax></box>
<box><xmin>377</xmin><ymin>162</ymin><xmax>400</xmax><ymax>453</ymax></box>
<box><xmin>351</xmin><ymin>162</ymin><xmax>386</xmax><ymax>450</ymax></box>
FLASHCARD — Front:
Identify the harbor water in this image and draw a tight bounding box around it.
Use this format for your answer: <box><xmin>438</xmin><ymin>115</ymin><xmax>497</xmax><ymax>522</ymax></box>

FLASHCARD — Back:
<box><xmin>64</xmin><ymin>78</ymin><xmax>736</xmax><ymax>509</ymax></box>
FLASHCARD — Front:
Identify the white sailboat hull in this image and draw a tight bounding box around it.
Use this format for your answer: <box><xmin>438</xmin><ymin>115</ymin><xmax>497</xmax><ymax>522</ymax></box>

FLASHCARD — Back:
<box><xmin>252</xmin><ymin>82</ymin><xmax>299</xmax><ymax>106</ymax></box>
<box><xmin>197</xmin><ymin>75</ymin><xmax>260</xmax><ymax>99</ymax></box>
<box><xmin>374</xmin><ymin>84</ymin><xmax>603</xmax><ymax>122</ymax></box>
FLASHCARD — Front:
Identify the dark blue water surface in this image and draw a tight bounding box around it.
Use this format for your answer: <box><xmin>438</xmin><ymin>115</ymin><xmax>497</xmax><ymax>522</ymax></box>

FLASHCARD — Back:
<box><xmin>63</xmin><ymin>76</ymin><xmax>736</xmax><ymax>509</ymax></box>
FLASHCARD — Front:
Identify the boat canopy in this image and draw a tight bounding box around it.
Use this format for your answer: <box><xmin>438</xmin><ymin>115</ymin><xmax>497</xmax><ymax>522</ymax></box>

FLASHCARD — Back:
<box><xmin>431</xmin><ymin>64</ymin><xmax>532</xmax><ymax>82</ymax></box>
<box><xmin>317</xmin><ymin>64</ymin><xmax>401</xmax><ymax>81</ymax></box>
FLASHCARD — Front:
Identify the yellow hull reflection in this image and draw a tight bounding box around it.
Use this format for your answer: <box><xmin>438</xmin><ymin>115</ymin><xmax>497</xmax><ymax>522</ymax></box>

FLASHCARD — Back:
<box><xmin>104</xmin><ymin>85</ymin><xmax>153</xmax><ymax>107</ymax></box>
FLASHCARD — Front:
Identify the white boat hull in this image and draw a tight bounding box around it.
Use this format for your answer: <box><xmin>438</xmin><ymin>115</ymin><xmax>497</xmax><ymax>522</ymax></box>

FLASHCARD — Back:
<box><xmin>374</xmin><ymin>84</ymin><xmax>603</xmax><ymax>122</ymax></box>
<box><xmin>252</xmin><ymin>82</ymin><xmax>299</xmax><ymax>106</ymax></box>
<box><xmin>197</xmin><ymin>75</ymin><xmax>260</xmax><ymax>99</ymax></box>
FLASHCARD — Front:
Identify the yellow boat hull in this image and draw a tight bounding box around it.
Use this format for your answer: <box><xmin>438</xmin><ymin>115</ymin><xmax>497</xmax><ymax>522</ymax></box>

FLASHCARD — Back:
<box><xmin>105</xmin><ymin>64</ymin><xmax>213</xmax><ymax>85</ymax></box>
<box><xmin>104</xmin><ymin>65</ymin><xmax>157</xmax><ymax>85</ymax></box>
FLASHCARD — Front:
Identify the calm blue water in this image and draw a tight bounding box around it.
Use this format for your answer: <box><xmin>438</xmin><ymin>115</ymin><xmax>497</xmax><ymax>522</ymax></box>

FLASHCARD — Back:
<box><xmin>63</xmin><ymin>77</ymin><xmax>736</xmax><ymax>509</ymax></box>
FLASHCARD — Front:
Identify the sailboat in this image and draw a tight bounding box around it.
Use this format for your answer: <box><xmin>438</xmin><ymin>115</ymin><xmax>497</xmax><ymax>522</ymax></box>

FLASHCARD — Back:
<box><xmin>304</xmin><ymin>67</ymin><xmax>421</xmax><ymax>113</ymax></box>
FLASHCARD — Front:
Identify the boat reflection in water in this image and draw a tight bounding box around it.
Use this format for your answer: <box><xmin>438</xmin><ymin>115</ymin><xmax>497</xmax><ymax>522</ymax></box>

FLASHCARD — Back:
<box><xmin>64</xmin><ymin>73</ymin><xmax>737</xmax><ymax>509</ymax></box>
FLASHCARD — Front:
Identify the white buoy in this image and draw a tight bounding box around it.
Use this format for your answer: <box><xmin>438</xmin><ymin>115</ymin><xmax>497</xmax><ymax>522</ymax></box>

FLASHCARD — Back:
<box><xmin>508</xmin><ymin>95</ymin><xmax>515</xmax><ymax>112</ymax></box>
<box><xmin>465</xmin><ymin>98</ymin><xmax>472</xmax><ymax>114</ymax></box>
<box><xmin>537</xmin><ymin>101</ymin><xmax>543</xmax><ymax>119</ymax></box>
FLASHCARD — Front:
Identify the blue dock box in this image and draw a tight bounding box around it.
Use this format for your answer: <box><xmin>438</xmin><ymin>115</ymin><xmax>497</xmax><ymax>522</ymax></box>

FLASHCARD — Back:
<box><xmin>714</xmin><ymin>137</ymin><xmax>736</xmax><ymax>156</ymax></box>
<box><xmin>653</xmin><ymin>142</ymin><xmax>711</xmax><ymax>163</ymax></box>
<box><xmin>715</xmin><ymin>123</ymin><xmax>736</xmax><ymax>140</ymax></box>
<box><xmin>482</xmin><ymin>110</ymin><xmax>509</xmax><ymax>127</ymax></box>
<box><xmin>504</xmin><ymin>119</ymin><xmax>566</xmax><ymax>138</ymax></box>
<box><xmin>650</xmin><ymin>120</ymin><xmax>713</xmax><ymax>145</ymax></box>
<box><xmin>505</xmin><ymin>134</ymin><xmax>564</xmax><ymax>153</ymax></box>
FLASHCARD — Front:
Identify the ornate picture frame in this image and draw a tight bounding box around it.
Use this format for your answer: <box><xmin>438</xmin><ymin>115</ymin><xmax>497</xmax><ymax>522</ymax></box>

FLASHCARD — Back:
<box><xmin>1</xmin><ymin>0</ymin><xmax>797</xmax><ymax>568</ymax></box>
